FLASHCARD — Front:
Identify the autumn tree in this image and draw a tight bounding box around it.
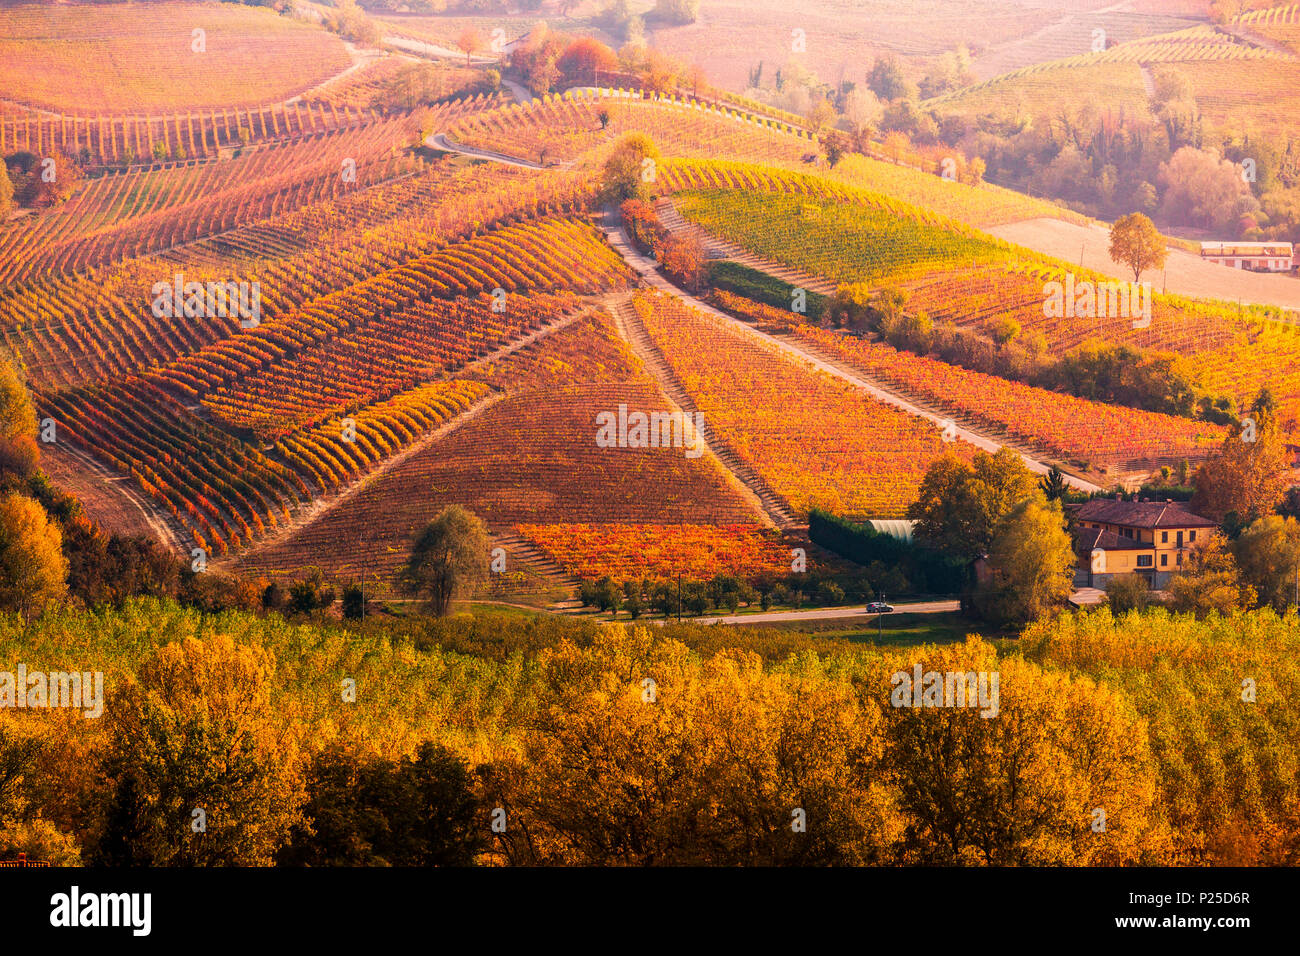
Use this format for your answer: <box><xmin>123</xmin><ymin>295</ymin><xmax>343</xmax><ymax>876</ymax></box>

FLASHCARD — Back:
<box><xmin>1158</xmin><ymin>146</ymin><xmax>1260</xmax><ymax>233</ymax></box>
<box><xmin>1232</xmin><ymin>515</ymin><xmax>1300</xmax><ymax>612</ymax></box>
<box><xmin>908</xmin><ymin>447</ymin><xmax>1041</xmax><ymax>558</ymax></box>
<box><xmin>0</xmin><ymin>494</ymin><xmax>66</xmax><ymax>618</ymax></box>
<box><xmin>1191</xmin><ymin>394</ymin><xmax>1290</xmax><ymax>523</ymax></box>
<box><xmin>1106</xmin><ymin>572</ymin><xmax>1151</xmax><ymax>614</ymax></box>
<box><xmin>1168</xmin><ymin>536</ymin><xmax>1255</xmax><ymax>616</ymax></box>
<box><xmin>280</xmin><ymin>743</ymin><xmax>485</xmax><ymax>866</ymax></box>
<box><xmin>600</xmin><ymin>132</ymin><xmax>660</xmax><ymax>203</ymax></box>
<box><xmin>484</xmin><ymin>626</ymin><xmax>903</xmax><ymax>865</ymax></box>
<box><xmin>456</xmin><ymin>27</ymin><xmax>483</xmax><ymax>68</ymax></box>
<box><xmin>556</xmin><ymin>37</ymin><xmax>619</xmax><ymax>85</ymax></box>
<box><xmin>656</xmin><ymin>231</ymin><xmax>706</xmax><ymax>291</ymax></box>
<box><xmin>0</xmin><ymin>162</ymin><xmax>14</xmax><ymax>219</ymax></box>
<box><xmin>1108</xmin><ymin>211</ymin><xmax>1168</xmax><ymax>282</ymax></box>
<box><xmin>400</xmin><ymin>505</ymin><xmax>490</xmax><ymax>617</ymax></box>
<box><xmin>90</xmin><ymin>635</ymin><xmax>306</xmax><ymax>866</ymax></box>
<box><xmin>972</xmin><ymin>495</ymin><xmax>1076</xmax><ymax>626</ymax></box>
<box><xmin>0</xmin><ymin>357</ymin><xmax>39</xmax><ymax>478</ymax></box>
<box><xmin>881</xmin><ymin>640</ymin><xmax>1166</xmax><ymax>865</ymax></box>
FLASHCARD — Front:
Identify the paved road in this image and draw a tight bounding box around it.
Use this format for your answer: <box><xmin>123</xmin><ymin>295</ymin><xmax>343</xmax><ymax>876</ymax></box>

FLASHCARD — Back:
<box><xmin>649</xmin><ymin>599</ymin><xmax>961</xmax><ymax>626</ymax></box>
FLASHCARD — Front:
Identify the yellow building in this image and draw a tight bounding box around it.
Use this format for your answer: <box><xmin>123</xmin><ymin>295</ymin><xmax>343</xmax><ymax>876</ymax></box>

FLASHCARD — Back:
<box><xmin>1072</xmin><ymin>498</ymin><xmax>1218</xmax><ymax>588</ymax></box>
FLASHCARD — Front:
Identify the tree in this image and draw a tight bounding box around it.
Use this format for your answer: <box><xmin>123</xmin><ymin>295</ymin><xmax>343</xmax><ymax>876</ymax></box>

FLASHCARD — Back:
<box><xmin>90</xmin><ymin>636</ymin><xmax>306</xmax><ymax>866</ymax></box>
<box><xmin>656</xmin><ymin>231</ymin><xmax>705</xmax><ymax>290</ymax></box>
<box><xmin>1191</xmin><ymin>395</ymin><xmax>1291</xmax><ymax>523</ymax></box>
<box><xmin>482</xmin><ymin>627</ymin><xmax>902</xmax><ymax>865</ymax></box>
<box><xmin>280</xmin><ymin>743</ymin><xmax>485</xmax><ymax>867</ymax></box>
<box><xmin>1108</xmin><ymin>212</ymin><xmax>1168</xmax><ymax>282</ymax></box>
<box><xmin>1105</xmin><ymin>573</ymin><xmax>1150</xmax><ymax>613</ymax></box>
<box><xmin>973</xmin><ymin>496</ymin><xmax>1075</xmax><ymax>626</ymax></box>
<box><xmin>1039</xmin><ymin>465</ymin><xmax>1069</xmax><ymax>502</ymax></box>
<box><xmin>1168</xmin><ymin>536</ymin><xmax>1255</xmax><ymax>616</ymax></box>
<box><xmin>0</xmin><ymin>162</ymin><xmax>14</xmax><ymax>219</ymax></box>
<box><xmin>0</xmin><ymin>357</ymin><xmax>38</xmax><ymax>478</ymax></box>
<box><xmin>400</xmin><ymin>506</ymin><xmax>490</xmax><ymax>617</ymax></box>
<box><xmin>1158</xmin><ymin>146</ymin><xmax>1260</xmax><ymax>233</ymax></box>
<box><xmin>867</xmin><ymin>55</ymin><xmax>912</xmax><ymax>102</ymax></box>
<box><xmin>1232</xmin><ymin>515</ymin><xmax>1300</xmax><ymax>612</ymax></box>
<box><xmin>600</xmin><ymin>132</ymin><xmax>660</xmax><ymax>203</ymax></box>
<box><xmin>652</xmin><ymin>0</ymin><xmax>700</xmax><ymax>25</ymax></box>
<box><xmin>556</xmin><ymin>37</ymin><xmax>618</xmax><ymax>85</ymax></box>
<box><xmin>908</xmin><ymin>448</ymin><xmax>1041</xmax><ymax>558</ymax></box>
<box><xmin>0</xmin><ymin>494</ymin><xmax>66</xmax><ymax>618</ymax></box>
<box><xmin>882</xmin><ymin>640</ymin><xmax>1163</xmax><ymax>864</ymax></box>
<box><xmin>457</xmin><ymin>27</ymin><xmax>483</xmax><ymax>67</ymax></box>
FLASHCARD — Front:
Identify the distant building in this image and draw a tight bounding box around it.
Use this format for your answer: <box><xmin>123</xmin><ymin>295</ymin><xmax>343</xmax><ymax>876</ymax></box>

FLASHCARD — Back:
<box><xmin>1070</xmin><ymin>498</ymin><xmax>1218</xmax><ymax>589</ymax></box>
<box><xmin>1199</xmin><ymin>241</ymin><xmax>1294</xmax><ymax>272</ymax></box>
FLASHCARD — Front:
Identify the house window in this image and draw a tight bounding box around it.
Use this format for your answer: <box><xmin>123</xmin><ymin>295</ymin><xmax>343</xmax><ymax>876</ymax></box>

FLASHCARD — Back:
<box><xmin>1161</xmin><ymin>531</ymin><xmax>1168</xmax><ymax>543</ymax></box>
<box><xmin>1137</xmin><ymin>555</ymin><xmax>1153</xmax><ymax>567</ymax></box>
<box><xmin>1161</xmin><ymin>553</ymin><xmax>1168</xmax><ymax>566</ymax></box>
<box><xmin>1177</xmin><ymin>553</ymin><xmax>1183</xmax><ymax>565</ymax></box>
<box><xmin>1189</xmin><ymin>530</ymin><xmax>1197</xmax><ymax>542</ymax></box>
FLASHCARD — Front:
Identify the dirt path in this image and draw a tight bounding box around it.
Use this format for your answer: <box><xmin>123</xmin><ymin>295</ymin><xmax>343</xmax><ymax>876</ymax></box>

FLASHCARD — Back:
<box><xmin>45</xmin><ymin>442</ymin><xmax>188</xmax><ymax>554</ymax></box>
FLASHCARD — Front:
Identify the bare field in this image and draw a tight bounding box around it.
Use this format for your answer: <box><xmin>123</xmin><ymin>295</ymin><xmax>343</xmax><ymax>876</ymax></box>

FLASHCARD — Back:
<box><xmin>989</xmin><ymin>216</ymin><xmax>1300</xmax><ymax>311</ymax></box>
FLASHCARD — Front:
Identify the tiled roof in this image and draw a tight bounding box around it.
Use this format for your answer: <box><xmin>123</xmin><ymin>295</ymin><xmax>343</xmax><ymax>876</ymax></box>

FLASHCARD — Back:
<box><xmin>1075</xmin><ymin>499</ymin><xmax>1217</xmax><ymax>529</ymax></box>
<box><xmin>1074</xmin><ymin>527</ymin><xmax>1151</xmax><ymax>557</ymax></box>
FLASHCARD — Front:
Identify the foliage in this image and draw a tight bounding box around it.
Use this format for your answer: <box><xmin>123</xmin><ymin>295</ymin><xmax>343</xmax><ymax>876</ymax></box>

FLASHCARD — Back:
<box><xmin>0</xmin><ymin>493</ymin><xmax>67</xmax><ymax>619</ymax></box>
<box><xmin>908</xmin><ymin>448</ymin><xmax>1040</xmax><ymax>559</ymax></box>
<box><xmin>972</xmin><ymin>496</ymin><xmax>1075</xmax><ymax>626</ymax></box>
<box><xmin>400</xmin><ymin>506</ymin><xmax>491</xmax><ymax>617</ymax></box>
<box><xmin>1108</xmin><ymin>212</ymin><xmax>1169</xmax><ymax>282</ymax></box>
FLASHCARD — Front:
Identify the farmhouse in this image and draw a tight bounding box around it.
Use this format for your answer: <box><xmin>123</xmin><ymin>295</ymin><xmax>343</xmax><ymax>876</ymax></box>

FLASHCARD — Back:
<box><xmin>1070</xmin><ymin>498</ymin><xmax>1218</xmax><ymax>589</ymax></box>
<box><xmin>1199</xmin><ymin>241</ymin><xmax>1294</xmax><ymax>272</ymax></box>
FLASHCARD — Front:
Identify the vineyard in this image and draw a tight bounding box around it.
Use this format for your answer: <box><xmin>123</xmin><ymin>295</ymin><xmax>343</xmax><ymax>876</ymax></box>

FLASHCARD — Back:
<box><xmin>202</xmin><ymin>292</ymin><xmax>589</xmax><ymax>439</ymax></box>
<box><xmin>1238</xmin><ymin>3</ymin><xmax>1300</xmax><ymax>55</ymax></box>
<box><xmin>0</xmin><ymin>2</ymin><xmax>351</xmax><ymax>112</ymax></box>
<box><xmin>38</xmin><ymin>378</ymin><xmax>310</xmax><ymax>557</ymax></box>
<box><xmin>897</xmin><ymin>262</ymin><xmax>1300</xmax><ymax>425</ymax></box>
<box><xmin>444</xmin><ymin>91</ymin><xmax>816</xmax><ymax>168</ymax></box>
<box><xmin>275</xmin><ymin>380</ymin><xmax>491</xmax><ymax>493</ymax></box>
<box><xmin>515</xmin><ymin>523</ymin><xmax>794</xmax><ymax>582</ymax></box>
<box><xmin>0</xmin><ymin>114</ymin><xmax>426</xmax><ymax>282</ymax></box>
<box><xmin>151</xmin><ymin>216</ymin><xmax>629</xmax><ymax>401</ymax></box>
<box><xmin>671</xmin><ymin>188</ymin><xmax>1008</xmax><ymax>287</ymax></box>
<box><xmin>634</xmin><ymin>291</ymin><xmax>974</xmax><ymax>519</ymax></box>
<box><xmin>231</xmin><ymin>308</ymin><xmax>779</xmax><ymax>583</ymax></box>
<box><xmin>659</xmin><ymin>156</ymin><xmax>1086</xmax><ymax>230</ymax></box>
<box><xmin>793</xmin><ymin>325</ymin><xmax>1225</xmax><ymax>470</ymax></box>
<box><xmin>1</xmin><ymin>166</ymin><xmax>605</xmax><ymax>390</ymax></box>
